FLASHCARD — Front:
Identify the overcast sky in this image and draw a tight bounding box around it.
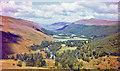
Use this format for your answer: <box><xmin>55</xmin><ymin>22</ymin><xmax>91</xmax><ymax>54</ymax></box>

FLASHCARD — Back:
<box><xmin>0</xmin><ymin>0</ymin><xmax>119</xmax><ymax>25</ymax></box>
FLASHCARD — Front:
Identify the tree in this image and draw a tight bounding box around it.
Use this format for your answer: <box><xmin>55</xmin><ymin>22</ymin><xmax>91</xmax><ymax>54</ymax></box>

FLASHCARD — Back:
<box><xmin>26</xmin><ymin>58</ymin><xmax>35</xmax><ymax>67</ymax></box>
<box><xmin>62</xmin><ymin>63</ymin><xmax>66</xmax><ymax>68</ymax></box>
<box><xmin>16</xmin><ymin>54</ymin><xmax>19</xmax><ymax>59</ymax></box>
<box><xmin>55</xmin><ymin>61</ymin><xmax>58</xmax><ymax>66</ymax></box>
<box><xmin>42</xmin><ymin>60</ymin><xmax>46</xmax><ymax>66</ymax></box>
<box><xmin>95</xmin><ymin>55</ymin><xmax>98</xmax><ymax>59</ymax></box>
<box><xmin>36</xmin><ymin>59</ymin><xmax>42</xmax><ymax>67</ymax></box>
<box><xmin>52</xmin><ymin>56</ymin><xmax>54</xmax><ymax>60</ymax></box>
<box><xmin>17</xmin><ymin>61</ymin><xmax>22</xmax><ymax>67</ymax></box>
<box><xmin>47</xmin><ymin>52</ymin><xmax>51</xmax><ymax>58</ymax></box>
<box><xmin>11</xmin><ymin>56</ymin><xmax>14</xmax><ymax>59</ymax></box>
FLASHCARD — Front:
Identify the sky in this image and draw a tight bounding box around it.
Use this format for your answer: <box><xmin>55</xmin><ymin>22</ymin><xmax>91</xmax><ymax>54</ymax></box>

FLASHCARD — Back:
<box><xmin>0</xmin><ymin>0</ymin><xmax>119</xmax><ymax>25</ymax></box>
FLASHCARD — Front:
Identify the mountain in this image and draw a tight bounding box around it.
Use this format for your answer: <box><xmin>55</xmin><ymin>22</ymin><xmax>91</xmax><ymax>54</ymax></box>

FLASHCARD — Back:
<box><xmin>74</xmin><ymin>18</ymin><xmax>118</xmax><ymax>25</ymax></box>
<box><xmin>43</xmin><ymin>22</ymin><xmax>72</xmax><ymax>31</ymax></box>
<box><xmin>0</xmin><ymin>15</ymin><xmax>54</xmax><ymax>58</ymax></box>
<box><xmin>57</xmin><ymin>19</ymin><xmax>119</xmax><ymax>37</ymax></box>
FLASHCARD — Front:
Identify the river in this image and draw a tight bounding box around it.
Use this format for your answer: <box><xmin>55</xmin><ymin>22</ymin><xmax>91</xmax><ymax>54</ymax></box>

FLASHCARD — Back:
<box><xmin>46</xmin><ymin>46</ymin><xmax>56</xmax><ymax>60</ymax></box>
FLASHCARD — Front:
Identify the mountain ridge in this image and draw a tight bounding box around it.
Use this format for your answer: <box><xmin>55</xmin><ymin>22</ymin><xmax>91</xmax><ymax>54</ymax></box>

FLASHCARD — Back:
<box><xmin>74</xmin><ymin>18</ymin><xmax>118</xmax><ymax>25</ymax></box>
<box><xmin>43</xmin><ymin>18</ymin><xmax>118</xmax><ymax>31</ymax></box>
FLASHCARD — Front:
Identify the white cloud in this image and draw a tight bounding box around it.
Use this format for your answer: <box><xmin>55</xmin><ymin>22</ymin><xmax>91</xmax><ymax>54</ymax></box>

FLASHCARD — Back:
<box><xmin>61</xmin><ymin>2</ymin><xmax>83</xmax><ymax>11</ymax></box>
<box><xmin>0</xmin><ymin>1</ymin><xmax>118</xmax><ymax>25</ymax></box>
<box><xmin>77</xmin><ymin>2</ymin><xmax>118</xmax><ymax>14</ymax></box>
<box><xmin>94</xmin><ymin>12</ymin><xmax>118</xmax><ymax>20</ymax></box>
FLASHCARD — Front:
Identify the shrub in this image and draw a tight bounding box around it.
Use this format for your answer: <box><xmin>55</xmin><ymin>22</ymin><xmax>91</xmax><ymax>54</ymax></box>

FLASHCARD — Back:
<box><xmin>17</xmin><ymin>61</ymin><xmax>22</xmax><ymax>67</ymax></box>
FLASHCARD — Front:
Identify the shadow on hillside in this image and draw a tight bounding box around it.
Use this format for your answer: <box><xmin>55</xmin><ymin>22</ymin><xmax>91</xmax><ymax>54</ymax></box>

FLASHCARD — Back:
<box><xmin>1</xmin><ymin>31</ymin><xmax>21</xmax><ymax>59</ymax></box>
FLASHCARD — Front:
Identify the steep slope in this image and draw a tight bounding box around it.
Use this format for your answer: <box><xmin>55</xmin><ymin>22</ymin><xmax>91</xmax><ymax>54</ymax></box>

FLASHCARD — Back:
<box><xmin>85</xmin><ymin>32</ymin><xmax>120</xmax><ymax>56</ymax></box>
<box><xmin>0</xmin><ymin>15</ymin><xmax>54</xmax><ymax>58</ymax></box>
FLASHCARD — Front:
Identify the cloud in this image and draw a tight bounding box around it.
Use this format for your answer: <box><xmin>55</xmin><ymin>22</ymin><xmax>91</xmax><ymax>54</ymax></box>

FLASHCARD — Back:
<box><xmin>94</xmin><ymin>12</ymin><xmax>118</xmax><ymax>20</ymax></box>
<box><xmin>77</xmin><ymin>2</ymin><xmax>118</xmax><ymax>14</ymax></box>
<box><xmin>0</xmin><ymin>1</ymin><xmax>118</xmax><ymax>25</ymax></box>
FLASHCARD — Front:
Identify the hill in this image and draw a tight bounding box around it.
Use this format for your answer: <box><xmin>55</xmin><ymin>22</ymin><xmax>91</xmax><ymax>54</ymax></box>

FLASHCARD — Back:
<box><xmin>43</xmin><ymin>18</ymin><xmax>119</xmax><ymax>38</ymax></box>
<box><xmin>43</xmin><ymin>22</ymin><xmax>72</xmax><ymax>31</ymax></box>
<box><xmin>74</xmin><ymin>18</ymin><xmax>118</xmax><ymax>25</ymax></box>
<box><xmin>0</xmin><ymin>15</ymin><xmax>54</xmax><ymax>58</ymax></box>
<box><xmin>84</xmin><ymin>32</ymin><xmax>120</xmax><ymax>56</ymax></box>
<box><xmin>57</xmin><ymin>23</ymin><xmax>119</xmax><ymax>38</ymax></box>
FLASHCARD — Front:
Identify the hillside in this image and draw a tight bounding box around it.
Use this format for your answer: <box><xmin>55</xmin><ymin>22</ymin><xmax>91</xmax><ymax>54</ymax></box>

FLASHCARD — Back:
<box><xmin>58</xmin><ymin>23</ymin><xmax>119</xmax><ymax>37</ymax></box>
<box><xmin>43</xmin><ymin>22</ymin><xmax>71</xmax><ymax>31</ymax></box>
<box><xmin>84</xmin><ymin>32</ymin><xmax>120</xmax><ymax>56</ymax></box>
<box><xmin>0</xmin><ymin>15</ymin><xmax>54</xmax><ymax>58</ymax></box>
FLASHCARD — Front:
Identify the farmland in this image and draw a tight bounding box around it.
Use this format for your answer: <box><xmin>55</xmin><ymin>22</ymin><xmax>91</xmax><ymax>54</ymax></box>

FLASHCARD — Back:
<box><xmin>53</xmin><ymin>34</ymin><xmax>88</xmax><ymax>41</ymax></box>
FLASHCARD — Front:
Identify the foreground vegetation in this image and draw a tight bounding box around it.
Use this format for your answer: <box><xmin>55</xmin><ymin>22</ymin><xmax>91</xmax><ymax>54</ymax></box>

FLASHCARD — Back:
<box><xmin>3</xmin><ymin>32</ymin><xmax>120</xmax><ymax>70</ymax></box>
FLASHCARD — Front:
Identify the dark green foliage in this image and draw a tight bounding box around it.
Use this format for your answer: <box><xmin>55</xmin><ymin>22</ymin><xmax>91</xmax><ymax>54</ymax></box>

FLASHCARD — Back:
<box><xmin>108</xmin><ymin>60</ymin><xmax>110</xmax><ymax>64</ymax></box>
<box><xmin>55</xmin><ymin>61</ymin><xmax>58</xmax><ymax>66</ymax></box>
<box><xmin>28</xmin><ymin>41</ymin><xmax>53</xmax><ymax>51</ymax></box>
<box><xmin>65</xmin><ymin>40</ymin><xmax>84</xmax><ymax>47</ymax></box>
<box><xmin>82</xmin><ymin>57</ymin><xmax>90</xmax><ymax>62</ymax></box>
<box><xmin>117</xmin><ymin>58</ymin><xmax>120</xmax><ymax>62</ymax></box>
<box><xmin>52</xmin><ymin>56</ymin><xmax>54</xmax><ymax>59</ymax></box>
<box><xmin>17</xmin><ymin>61</ymin><xmax>22</xmax><ymax>67</ymax></box>
<box><xmin>104</xmin><ymin>58</ymin><xmax>106</xmax><ymax>61</ymax></box>
<box><xmin>26</xmin><ymin>58</ymin><xmax>35</xmax><ymax>67</ymax></box>
<box><xmin>15</xmin><ymin>53</ymin><xmax>45</xmax><ymax>67</ymax></box>
<box><xmin>42</xmin><ymin>60</ymin><xmax>46</xmax><ymax>66</ymax></box>
<box><xmin>95</xmin><ymin>55</ymin><xmax>98</xmax><ymax>59</ymax></box>
<box><xmin>55</xmin><ymin>51</ymin><xmax>78</xmax><ymax>69</ymax></box>
<box><xmin>28</xmin><ymin>45</ymin><xmax>40</xmax><ymax>51</ymax></box>
<box><xmin>49</xmin><ymin>42</ymin><xmax>62</xmax><ymax>53</ymax></box>
<box><xmin>46</xmin><ymin>52</ymin><xmax>51</xmax><ymax>58</ymax></box>
<box><xmin>62</xmin><ymin>63</ymin><xmax>67</xmax><ymax>68</ymax></box>
<box><xmin>118</xmin><ymin>67</ymin><xmax>120</xmax><ymax>70</ymax></box>
<box><xmin>10</xmin><ymin>56</ymin><xmax>14</xmax><ymax>59</ymax></box>
<box><xmin>36</xmin><ymin>59</ymin><xmax>42</xmax><ymax>67</ymax></box>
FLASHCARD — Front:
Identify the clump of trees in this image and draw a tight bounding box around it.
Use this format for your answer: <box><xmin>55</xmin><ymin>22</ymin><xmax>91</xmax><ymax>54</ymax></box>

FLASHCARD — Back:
<box><xmin>28</xmin><ymin>41</ymin><xmax>53</xmax><ymax>51</ymax></box>
<box><xmin>10</xmin><ymin>53</ymin><xmax>46</xmax><ymax>67</ymax></box>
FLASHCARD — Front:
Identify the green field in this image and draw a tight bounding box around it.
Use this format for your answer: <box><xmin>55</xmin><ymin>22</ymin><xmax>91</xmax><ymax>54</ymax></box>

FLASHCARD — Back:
<box><xmin>57</xmin><ymin>46</ymin><xmax>77</xmax><ymax>54</ymax></box>
<box><xmin>56</xmin><ymin>37</ymin><xmax>88</xmax><ymax>41</ymax></box>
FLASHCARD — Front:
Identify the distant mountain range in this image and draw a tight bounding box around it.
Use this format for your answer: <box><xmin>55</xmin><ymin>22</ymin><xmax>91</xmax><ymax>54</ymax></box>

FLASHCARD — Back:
<box><xmin>0</xmin><ymin>15</ymin><xmax>54</xmax><ymax>58</ymax></box>
<box><xmin>44</xmin><ymin>18</ymin><xmax>118</xmax><ymax>31</ymax></box>
<box><xmin>74</xmin><ymin>18</ymin><xmax>118</xmax><ymax>25</ymax></box>
<box><xmin>44</xmin><ymin>18</ymin><xmax>119</xmax><ymax>37</ymax></box>
<box><xmin>43</xmin><ymin>22</ymin><xmax>72</xmax><ymax>31</ymax></box>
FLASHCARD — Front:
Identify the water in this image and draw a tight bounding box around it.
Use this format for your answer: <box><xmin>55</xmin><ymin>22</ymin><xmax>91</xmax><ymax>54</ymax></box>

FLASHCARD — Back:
<box><xmin>46</xmin><ymin>46</ymin><xmax>56</xmax><ymax>60</ymax></box>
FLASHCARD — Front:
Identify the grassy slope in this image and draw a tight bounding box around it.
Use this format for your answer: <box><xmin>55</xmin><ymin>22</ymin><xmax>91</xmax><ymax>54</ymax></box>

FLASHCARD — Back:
<box><xmin>85</xmin><ymin>32</ymin><xmax>120</xmax><ymax>55</ymax></box>
<box><xmin>79</xmin><ymin>33</ymin><xmax>120</xmax><ymax>69</ymax></box>
<box><xmin>82</xmin><ymin>56</ymin><xmax>120</xmax><ymax>69</ymax></box>
<box><xmin>1</xmin><ymin>15</ymin><xmax>54</xmax><ymax>57</ymax></box>
<box><xmin>57</xmin><ymin>46</ymin><xmax>77</xmax><ymax>54</ymax></box>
